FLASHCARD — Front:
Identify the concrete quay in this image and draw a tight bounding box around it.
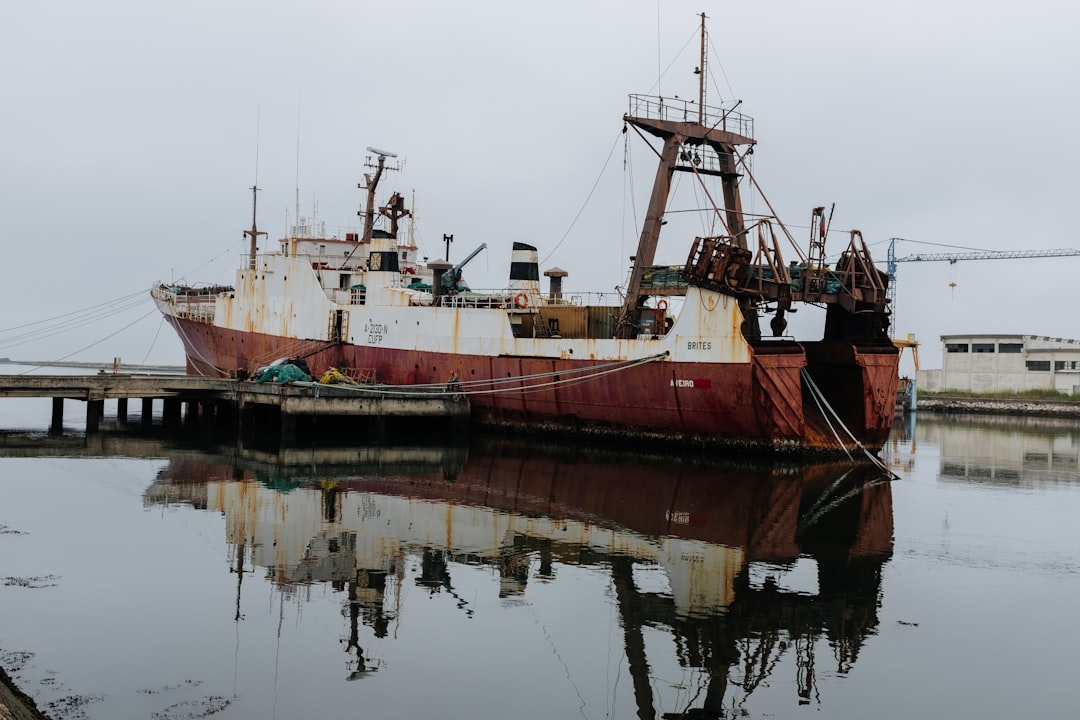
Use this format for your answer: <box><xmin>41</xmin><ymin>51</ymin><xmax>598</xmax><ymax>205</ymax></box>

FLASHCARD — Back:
<box><xmin>0</xmin><ymin>374</ymin><xmax>469</xmax><ymax>442</ymax></box>
<box><xmin>917</xmin><ymin>395</ymin><xmax>1080</xmax><ymax>419</ymax></box>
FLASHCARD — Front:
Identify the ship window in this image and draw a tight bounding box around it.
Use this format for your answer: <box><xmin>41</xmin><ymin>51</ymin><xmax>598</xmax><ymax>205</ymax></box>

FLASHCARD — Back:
<box><xmin>1026</xmin><ymin>361</ymin><xmax>1051</xmax><ymax>371</ymax></box>
<box><xmin>999</xmin><ymin>343</ymin><xmax>1023</xmax><ymax>353</ymax></box>
<box><xmin>972</xmin><ymin>343</ymin><xmax>995</xmax><ymax>353</ymax></box>
<box><xmin>945</xmin><ymin>343</ymin><xmax>969</xmax><ymax>353</ymax></box>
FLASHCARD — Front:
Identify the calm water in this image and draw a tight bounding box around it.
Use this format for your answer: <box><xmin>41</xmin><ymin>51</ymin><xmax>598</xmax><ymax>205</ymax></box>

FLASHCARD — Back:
<box><xmin>1</xmin><ymin>381</ymin><xmax>1079</xmax><ymax>719</ymax></box>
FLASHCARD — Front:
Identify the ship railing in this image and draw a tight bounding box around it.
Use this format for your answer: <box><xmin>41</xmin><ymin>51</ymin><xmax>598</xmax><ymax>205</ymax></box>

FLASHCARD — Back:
<box><xmin>176</xmin><ymin>305</ymin><xmax>216</xmax><ymax>322</ymax></box>
<box><xmin>434</xmin><ymin>289</ymin><xmax>625</xmax><ymax>309</ymax></box>
<box><xmin>554</xmin><ymin>291</ymin><xmax>623</xmax><ymax>307</ymax></box>
<box><xmin>438</xmin><ymin>291</ymin><xmax>511</xmax><ymax>309</ymax></box>
<box><xmin>164</xmin><ymin>299</ymin><xmax>216</xmax><ymax>322</ymax></box>
<box><xmin>169</xmin><ymin>295</ymin><xmax>218</xmax><ymax>322</ymax></box>
<box><xmin>301</xmin><ymin>253</ymin><xmax>366</xmax><ymax>272</ymax></box>
<box><xmin>627</xmin><ymin>94</ymin><xmax>754</xmax><ymax>140</ymax></box>
<box><xmin>152</xmin><ymin>282</ymin><xmax>225</xmax><ymax>322</ymax></box>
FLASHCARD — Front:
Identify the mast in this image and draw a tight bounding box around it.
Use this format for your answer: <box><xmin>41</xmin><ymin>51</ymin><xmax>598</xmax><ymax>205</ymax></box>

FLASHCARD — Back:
<box><xmin>360</xmin><ymin>147</ymin><xmax>398</xmax><ymax>243</ymax></box>
<box><xmin>339</xmin><ymin>147</ymin><xmax>402</xmax><ymax>272</ymax></box>
<box><xmin>617</xmin><ymin>17</ymin><xmax>755</xmax><ymax>337</ymax></box>
<box><xmin>361</xmin><ymin>157</ymin><xmax>385</xmax><ymax>244</ymax></box>
<box><xmin>698</xmin><ymin>12</ymin><xmax>706</xmax><ymax>124</ymax></box>
<box><xmin>244</xmin><ymin>185</ymin><xmax>266</xmax><ymax>270</ymax></box>
<box><xmin>408</xmin><ymin>189</ymin><xmax>417</xmax><ymax>250</ymax></box>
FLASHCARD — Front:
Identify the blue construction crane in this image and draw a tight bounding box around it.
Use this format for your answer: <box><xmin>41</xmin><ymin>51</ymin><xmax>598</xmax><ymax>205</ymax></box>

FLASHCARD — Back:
<box><xmin>884</xmin><ymin>237</ymin><xmax>1080</xmax><ymax>328</ymax></box>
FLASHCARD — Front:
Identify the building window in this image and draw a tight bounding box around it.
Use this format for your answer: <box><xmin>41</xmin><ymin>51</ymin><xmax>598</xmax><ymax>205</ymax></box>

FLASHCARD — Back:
<box><xmin>1055</xmin><ymin>360</ymin><xmax>1079</xmax><ymax>371</ymax></box>
<box><xmin>999</xmin><ymin>343</ymin><xmax>1023</xmax><ymax>353</ymax></box>
<box><xmin>972</xmin><ymin>343</ymin><xmax>995</xmax><ymax>353</ymax></box>
<box><xmin>946</xmin><ymin>343</ymin><xmax>969</xmax><ymax>353</ymax></box>
<box><xmin>1026</xmin><ymin>361</ymin><xmax>1051</xmax><ymax>371</ymax></box>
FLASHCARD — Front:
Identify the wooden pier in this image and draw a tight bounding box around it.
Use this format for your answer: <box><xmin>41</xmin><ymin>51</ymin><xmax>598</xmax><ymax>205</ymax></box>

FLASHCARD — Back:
<box><xmin>0</xmin><ymin>374</ymin><xmax>470</xmax><ymax>443</ymax></box>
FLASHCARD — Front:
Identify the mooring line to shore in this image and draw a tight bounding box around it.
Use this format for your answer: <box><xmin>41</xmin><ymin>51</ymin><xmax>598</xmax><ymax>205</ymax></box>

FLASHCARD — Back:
<box><xmin>16</xmin><ymin>307</ymin><xmax>161</xmax><ymax>376</ymax></box>
<box><xmin>169</xmin><ymin>316</ymin><xmax>232</xmax><ymax>377</ymax></box>
<box><xmin>800</xmin><ymin>367</ymin><xmax>897</xmax><ymax>476</ymax></box>
<box><xmin>295</xmin><ymin>352</ymin><xmax>670</xmax><ymax>398</ymax></box>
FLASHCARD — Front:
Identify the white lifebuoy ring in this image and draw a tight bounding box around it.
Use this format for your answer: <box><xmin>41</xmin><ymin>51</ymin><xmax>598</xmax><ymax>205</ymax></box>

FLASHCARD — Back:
<box><xmin>514</xmin><ymin>292</ymin><xmax>529</xmax><ymax>309</ymax></box>
<box><xmin>656</xmin><ymin>299</ymin><xmax>668</xmax><ymax>312</ymax></box>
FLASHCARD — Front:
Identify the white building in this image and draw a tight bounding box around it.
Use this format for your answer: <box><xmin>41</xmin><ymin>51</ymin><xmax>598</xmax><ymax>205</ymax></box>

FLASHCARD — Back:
<box><xmin>917</xmin><ymin>334</ymin><xmax>1080</xmax><ymax>395</ymax></box>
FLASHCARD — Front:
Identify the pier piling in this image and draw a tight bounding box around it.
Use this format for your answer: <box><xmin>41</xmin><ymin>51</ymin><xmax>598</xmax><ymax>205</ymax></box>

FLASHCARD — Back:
<box><xmin>0</xmin><ymin>374</ymin><xmax>470</xmax><ymax>439</ymax></box>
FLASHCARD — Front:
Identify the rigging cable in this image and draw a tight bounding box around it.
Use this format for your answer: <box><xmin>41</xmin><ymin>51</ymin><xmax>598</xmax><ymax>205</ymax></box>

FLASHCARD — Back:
<box><xmin>642</xmin><ymin>27</ymin><xmax>699</xmax><ymax>97</ymax></box>
<box><xmin>17</xmin><ymin>306</ymin><xmax>160</xmax><ymax>375</ymax></box>
<box><xmin>539</xmin><ymin>128</ymin><xmax>624</xmax><ymax>267</ymax></box>
<box><xmin>137</xmin><ymin>315</ymin><xmax>168</xmax><ymax>369</ymax></box>
<box><xmin>0</xmin><ymin>241</ymin><xmax>241</xmax><ymax>358</ymax></box>
<box><xmin>0</xmin><ymin>289</ymin><xmax>146</xmax><ymax>334</ymax></box>
<box><xmin>706</xmin><ymin>33</ymin><xmax>738</xmax><ymax>102</ymax></box>
<box><xmin>733</xmin><ymin>149</ymin><xmax>808</xmax><ymax>264</ymax></box>
<box><xmin>0</xmin><ymin>293</ymin><xmax>149</xmax><ymax>349</ymax></box>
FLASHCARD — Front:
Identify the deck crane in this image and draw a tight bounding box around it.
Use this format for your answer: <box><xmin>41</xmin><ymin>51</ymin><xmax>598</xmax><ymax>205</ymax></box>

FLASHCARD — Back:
<box><xmin>884</xmin><ymin>237</ymin><xmax>1080</xmax><ymax>328</ymax></box>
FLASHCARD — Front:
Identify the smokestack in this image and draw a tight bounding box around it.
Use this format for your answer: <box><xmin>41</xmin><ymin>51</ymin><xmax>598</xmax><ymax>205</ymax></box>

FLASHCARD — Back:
<box><xmin>544</xmin><ymin>266</ymin><xmax>568</xmax><ymax>303</ymax></box>
<box><xmin>509</xmin><ymin>242</ymin><xmax>540</xmax><ymax>294</ymax></box>
<box><xmin>427</xmin><ymin>259</ymin><xmax>453</xmax><ymax>303</ymax></box>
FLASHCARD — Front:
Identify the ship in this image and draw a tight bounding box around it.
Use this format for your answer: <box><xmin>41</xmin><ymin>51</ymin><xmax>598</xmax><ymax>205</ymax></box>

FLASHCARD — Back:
<box><xmin>152</xmin><ymin>19</ymin><xmax>898</xmax><ymax>456</ymax></box>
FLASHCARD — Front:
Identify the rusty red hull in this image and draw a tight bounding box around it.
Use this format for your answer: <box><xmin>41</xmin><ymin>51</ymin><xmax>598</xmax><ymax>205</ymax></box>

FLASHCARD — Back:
<box><xmin>164</xmin><ymin>315</ymin><xmax>898</xmax><ymax>454</ymax></box>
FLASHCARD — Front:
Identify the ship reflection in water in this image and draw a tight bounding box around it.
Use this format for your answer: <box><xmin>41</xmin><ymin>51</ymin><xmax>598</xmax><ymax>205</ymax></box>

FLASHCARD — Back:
<box><xmin>143</xmin><ymin>441</ymin><xmax>893</xmax><ymax>718</ymax></box>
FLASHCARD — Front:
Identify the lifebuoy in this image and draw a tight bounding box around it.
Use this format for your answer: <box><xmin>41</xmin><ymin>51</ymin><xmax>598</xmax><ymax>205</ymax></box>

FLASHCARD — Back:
<box><xmin>656</xmin><ymin>299</ymin><xmax>668</xmax><ymax>312</ymax></box>
<box><xmin>514</xmin><ymin>292</ymin><xmax>529</xmax><ymax>309</ymax></box>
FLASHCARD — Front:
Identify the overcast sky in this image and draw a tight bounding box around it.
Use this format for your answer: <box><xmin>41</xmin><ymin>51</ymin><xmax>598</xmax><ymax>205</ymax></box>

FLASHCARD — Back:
<box><xmin>2</xmin><ymin>0</ymin><xmax>1078</xmax><ymax>371</ymax></box>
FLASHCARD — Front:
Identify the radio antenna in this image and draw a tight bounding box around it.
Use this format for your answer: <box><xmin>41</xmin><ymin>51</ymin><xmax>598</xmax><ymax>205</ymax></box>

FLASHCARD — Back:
<box><xmin>294</xmin><ymin>94</ymin><xmax>301</xmax><ymax>235</ymax></box>
<box><xmin>244</xmin><ymin>106</ymin><xmax>266</xmax><ymax>270</ymax></box>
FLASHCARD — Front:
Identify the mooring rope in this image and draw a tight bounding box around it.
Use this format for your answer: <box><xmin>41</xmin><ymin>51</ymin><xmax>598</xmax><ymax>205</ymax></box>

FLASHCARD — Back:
<box><xmin>802</xmin><ymin>371</ymin><xmax>854</xmax><ymax>462</ymax></box>
<box><xmin>17</xmin><ymin>306</ymin><xmax>160</xmax><ymax>376</ymax></box>
<box><xmin>294</xmin><ymin>351</ymin><xmax>670</xmax><ymax>398</ymax></box>
<box><xmin>169</xmin><ymin>313</ymin><xmax>232</xmax><ymax>377</ymax></box>
<box><xmin>799</xmin><ymin>366</ymin><xmax>897</xmax><ymax>475</ymax></box>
